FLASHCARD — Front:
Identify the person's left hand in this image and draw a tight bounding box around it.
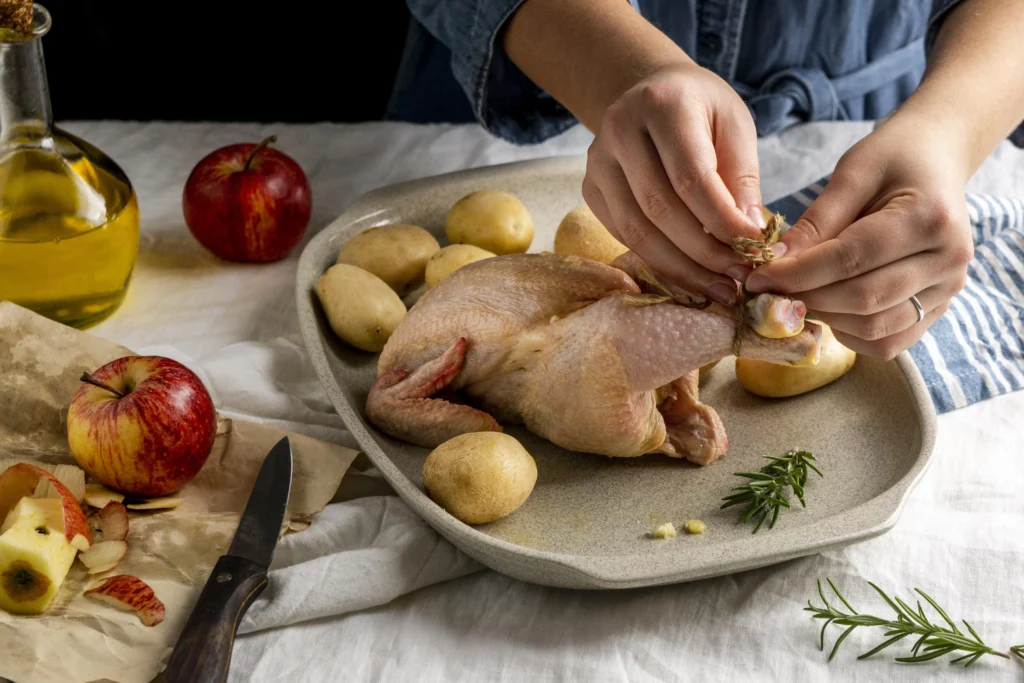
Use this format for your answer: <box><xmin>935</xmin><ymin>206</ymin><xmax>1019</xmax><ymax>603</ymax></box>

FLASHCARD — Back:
<box><xmin>744</xmin><ymin>118</ymin><xmax>975</xmax><ymax>360</ymax></box>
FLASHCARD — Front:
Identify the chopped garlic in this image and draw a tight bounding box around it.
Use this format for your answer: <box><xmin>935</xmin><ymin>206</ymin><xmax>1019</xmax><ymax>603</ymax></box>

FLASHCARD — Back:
<box><xmin>649</xmin><ymin>522</ymin><xmax>677</xmax><ymax>539</ymax></box>
<box><xmin>684</xmin><ymin>519</ymin><xmax>706</xmax><ymax>535</ymax></box>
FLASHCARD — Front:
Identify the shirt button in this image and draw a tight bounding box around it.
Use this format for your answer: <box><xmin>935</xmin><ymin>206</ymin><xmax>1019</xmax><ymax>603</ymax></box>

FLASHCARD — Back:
<box><xmin>699</xmin><ymin>33</ymin><xmax>723</xmax><ymax>56</ymax></box>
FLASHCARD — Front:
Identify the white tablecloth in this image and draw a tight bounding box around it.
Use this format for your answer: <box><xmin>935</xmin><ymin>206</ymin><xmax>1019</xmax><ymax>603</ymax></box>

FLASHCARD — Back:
<box><xmin>72</xmin><ymin>119</ymin><xmax>1024</xmax><ymax>682</ymax></box>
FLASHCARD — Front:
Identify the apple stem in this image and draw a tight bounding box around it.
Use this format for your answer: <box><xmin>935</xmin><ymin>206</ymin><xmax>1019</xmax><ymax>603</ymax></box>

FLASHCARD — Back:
<box><xmin>79</xmin><ymin>372</ymin><xmax>125</xmax><ymax>398</ymax></box>
<box><xmin>244</xmin><ymin>135</ymin><xmax>277</xmax><ymax>171</ymax></box>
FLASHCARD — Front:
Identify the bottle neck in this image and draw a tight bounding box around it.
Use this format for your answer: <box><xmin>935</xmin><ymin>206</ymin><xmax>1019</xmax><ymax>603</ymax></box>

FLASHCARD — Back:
<box><xmin>0</xmin><ymin>33</ymin><xmax>53</xmax><ymax>144</ymax></box>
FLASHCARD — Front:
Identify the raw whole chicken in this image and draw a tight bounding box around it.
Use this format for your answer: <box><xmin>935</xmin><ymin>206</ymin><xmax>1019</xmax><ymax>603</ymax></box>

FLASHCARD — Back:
<box><xmin>366</xmin><ymin>252</ymin><xmax>821</xmax><ymax>465</ymax></box>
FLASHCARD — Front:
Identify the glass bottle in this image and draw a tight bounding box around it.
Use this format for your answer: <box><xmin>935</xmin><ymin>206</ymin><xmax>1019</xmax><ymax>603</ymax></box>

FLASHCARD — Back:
<box><xmin>0</xmin><ymin>4</ymin><xmax>139</xmax><ymax>328</ymax></box>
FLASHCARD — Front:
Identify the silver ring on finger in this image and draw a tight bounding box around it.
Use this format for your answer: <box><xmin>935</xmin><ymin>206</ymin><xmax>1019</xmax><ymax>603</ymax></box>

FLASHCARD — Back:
<box><xmin>910</xmin><ymin>295</ymin><xmax>925</xmax><ymax>323</ymax></box>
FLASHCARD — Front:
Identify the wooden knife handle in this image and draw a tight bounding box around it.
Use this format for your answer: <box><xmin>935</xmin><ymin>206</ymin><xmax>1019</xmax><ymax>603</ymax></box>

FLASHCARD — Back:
<box><xmin>162</xmin><ymin>555</ymin><xmax>268</xmax><ymax>683</ymax></box>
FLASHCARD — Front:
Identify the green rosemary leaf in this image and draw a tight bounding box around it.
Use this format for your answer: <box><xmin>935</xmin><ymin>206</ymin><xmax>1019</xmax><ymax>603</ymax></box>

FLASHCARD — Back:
<box><xmin>829</xmin><ymin>625</ymin><xmax>858</xmax><ymax>661</ymax></box>
<box><xmin>827</xmin><ymin>578</ymin><xmax>858</xmax><ymax>615</ymax></box>
<box><xmin>857</xmin><ymin>632</ymin><xmax>911</xmax><ymax>659</ymax></box>
<box><xmin>897</xmin><ymin>646</ymin><xmax>959</xmax><ymax>663</ymax></box>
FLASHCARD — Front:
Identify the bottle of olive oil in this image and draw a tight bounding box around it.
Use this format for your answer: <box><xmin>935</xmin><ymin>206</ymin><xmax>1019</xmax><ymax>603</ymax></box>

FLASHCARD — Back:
<box><xmin>0</xmin><ymin>3</ymin><xmax>139</xmax><ymax>328</ymax></box>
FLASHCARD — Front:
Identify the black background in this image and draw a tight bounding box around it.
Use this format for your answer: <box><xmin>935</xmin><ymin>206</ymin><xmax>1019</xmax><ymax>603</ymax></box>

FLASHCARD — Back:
<box><xmin>41</xmin><ymin>0</ymin><xmax>410</xmax><ymax>122</ymax></box>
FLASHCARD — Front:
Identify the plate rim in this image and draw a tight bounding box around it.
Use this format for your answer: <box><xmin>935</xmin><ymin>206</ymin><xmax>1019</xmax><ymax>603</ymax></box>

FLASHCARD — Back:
<box><xmin>295</xmin><ymin>155</ymin><xmax>939</xmax><ymax>589</ymax></box>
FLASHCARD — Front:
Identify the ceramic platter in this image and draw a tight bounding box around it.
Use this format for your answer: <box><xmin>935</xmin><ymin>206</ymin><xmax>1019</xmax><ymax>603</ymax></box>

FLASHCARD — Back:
<box><xmin>295</xmin><ymin>156</ymin><xmax>937</xmax><ymax>589</ymax></box>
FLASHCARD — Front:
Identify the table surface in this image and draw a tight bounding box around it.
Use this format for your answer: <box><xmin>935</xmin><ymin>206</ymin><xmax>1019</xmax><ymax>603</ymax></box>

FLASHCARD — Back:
<box><xmin>70</xmin><ymin>118</ymin><xmax>1024</xmax><ymax>683</ymax></box>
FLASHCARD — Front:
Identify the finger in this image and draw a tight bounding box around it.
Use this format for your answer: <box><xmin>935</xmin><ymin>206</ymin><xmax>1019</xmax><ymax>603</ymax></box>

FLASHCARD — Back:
<box><xmin>612</xmin><ymin>131</ymin><xmax>752</xmax><ymax>278</ymax></box>
<box><xmin>808</xmin><ymin>283</ymin><xmax>948</xmax><ymax>341</ymax></box>
<box><xmin>778</xmin><ymin>166</ymin><xmax>883</xmax><ymax>258</ymax></box>
<box><xmin>832</xmin><ymin>301</ymin><xmax>950</xmax><ymax>361</ymax></box>
<box><xmin>747</xmin><ymin>208</ymin><xmax>934</xmax><ymax>294</ymax></box>
<box><xmin>713</xmin><ymin>105</ymin><xmax>764</xmax><ymax>229</ymax></box>
<box><xmin>646</xmin><ymin>111</ymin><xmax>763</xmax><ymax>244</ymax></box>
<box><xmin>582</xmin><ymin>165</ymin><xmax>740</xmax><ymax>305</ymax></box>
<box><xmin>793</xmin><ymin>253</ymin><xmax>943</xmax><ymax>315</ymax></box>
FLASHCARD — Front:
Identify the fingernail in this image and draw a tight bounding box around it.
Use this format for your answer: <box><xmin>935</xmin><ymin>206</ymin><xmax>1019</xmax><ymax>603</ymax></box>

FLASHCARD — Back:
<box><xmin>726</xmin><ymin>265</ymin><xmax>750</xmax><ymax>282</ymax></box>
<box><xmin>771</xmin><ymin>242</ymin><xmax>788</xmax><ymax>258</ymax></box>
<box><xmin>745</xmin><ymin>205</ymin><xmax>766</xmax><ymax>228</ymax></box>
<box><xmin>746</xmin><ymin>272</ymin><xmax>772</xmax><ymax>292</ymax></box>
<box><xmin>708</xmin><ymin>282</ymin><xmax>737</xmax><ymax>306</ymax></box>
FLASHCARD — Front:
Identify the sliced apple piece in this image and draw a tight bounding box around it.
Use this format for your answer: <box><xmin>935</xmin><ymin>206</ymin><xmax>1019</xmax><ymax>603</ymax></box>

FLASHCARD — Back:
<box><xmin>88</xmin><ymin>502</ymin><xmax>129</xmax><ymax>543</ymax></box>
<box><xmin>85</xmin><ymin>575</ymin><xmax>165</xmax><ymax>626</ymax></box>
<box><xmin>84</xmin><ymin>484</ymin><xmax>125</xmax><ymax>509</ymax></box>
<box><xmin>0</xmin><ymin>463</ymin><xmax>90</xmax><ymax>550</ymax></box>
<box><xmin>0</xmin><ymin>497</ymin><xmax>78</xmax><ymax>614</ymax></box>
<box><xmin>126</xmin><ymin>497</ymin><xmax>183</xmax><ymax>511</ymax></box>
<box><xmin>79</xmin><ymin>540</ymin><xmax>128</xmax><ymax>575</ymax></box>
<box><xmin>52</xmin><ymin>465</ymin><xmax>86</xmax><ymax>503</ymax></box>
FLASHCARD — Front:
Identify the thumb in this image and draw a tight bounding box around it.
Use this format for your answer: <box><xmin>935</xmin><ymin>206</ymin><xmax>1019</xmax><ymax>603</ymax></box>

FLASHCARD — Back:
<box><xmin>714</xmin><ymin>107</ymin><xmax>764</xmax><ymax>231</ymax></box>
<box><xmin>780</xmin><ymin>171</ymin><xmax>876</xmax><ymax>258</ymax></box>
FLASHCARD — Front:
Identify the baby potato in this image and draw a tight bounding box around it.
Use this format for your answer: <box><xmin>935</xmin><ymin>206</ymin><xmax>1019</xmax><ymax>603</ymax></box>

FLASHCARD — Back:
<box><xmin>554</xmin><ymin>204</ymin><xmax>628</xmax><ymax>264</ymax></box>
<box><xmin>316</xmin><ymin>264</ymin><xmax>406</xmax><ymax>352</ymax></box>
<box><xmin>335</xmin><ymin>224</ymin><xmax>440</xmax><ymax>296</ymax></box>
<box><xmin>735</xmin><ymin>324</ymin><xmax>856</xmax><ymax>398</ymax></box>
<box><xmin>425</xmin><ymin>244</ymin><xmax>496</xmax><ymax>288</ymax></box>
<box><xmin>423</xmin><ymin>432</ymin><xmax>537</xmax><ymax>525</ymax></box>
<box><xmin>445</xmin><ymin>190</ymin><xmax>534</xmax><ymax>255</ymax></box>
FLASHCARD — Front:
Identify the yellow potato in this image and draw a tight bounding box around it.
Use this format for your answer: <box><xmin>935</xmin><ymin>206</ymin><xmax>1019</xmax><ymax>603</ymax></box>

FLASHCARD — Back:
<box><xmin>445</xmin><ymin>190</ymin><xmax>533</xmax><ymax>255</ymax></box>
<box><xmin>422</xmin><ymin>432</ymin><xmax>537</xmax><ymax>525</ymax></box>
<box><xmin>425</xmin><ymin>244</ymin><xmax>496</xmax><ymax>288</ymax></box>
<box><xmin>735</xmin><ymin>324</ymin><xmax>856</xmax><ymax>398</ymax></box>
<box><xmin>316</xmin><ymin>264</ymin><xmax>406</xmax><ymax>352</ymax></box>
<box><xmin>553</xmin><ymin>204</ymin><xmax>628</xmax><ymax>264</ymax></box>
<box><xmin>335</xmin><ymin>224</ymin><xmax>440</xmax><ymax>296</ymax></box>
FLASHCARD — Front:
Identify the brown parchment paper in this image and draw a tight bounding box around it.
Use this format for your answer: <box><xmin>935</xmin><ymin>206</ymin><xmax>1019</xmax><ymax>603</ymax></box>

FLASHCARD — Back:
<box><xmin>0</xmin><ymin>301</ymin><xmax>359</xmax><ymax>683</ymax></box>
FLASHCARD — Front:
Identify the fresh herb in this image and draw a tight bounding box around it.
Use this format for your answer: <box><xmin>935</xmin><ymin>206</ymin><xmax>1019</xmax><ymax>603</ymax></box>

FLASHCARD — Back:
<box><xmin>807</xmin><ymin>578</ymin><xmax>1014</xmax><ymax>667</ymax></box>
<box><xmin>720</xmin><ymin>448</ymin><xmax>821</xmax><ymax>533</ymax></box>
<box><xmin>1012</xmin><ymin>644</ymin><xmax>1024</xmax><ymax>662</ymax></box>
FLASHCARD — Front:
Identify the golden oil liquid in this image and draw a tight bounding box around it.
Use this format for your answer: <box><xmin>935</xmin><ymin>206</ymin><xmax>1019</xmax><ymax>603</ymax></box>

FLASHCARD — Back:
<box><xmin>0</xmin><ymin>142</ymin><xmax>140</xmax><ymax>328</ymax></box>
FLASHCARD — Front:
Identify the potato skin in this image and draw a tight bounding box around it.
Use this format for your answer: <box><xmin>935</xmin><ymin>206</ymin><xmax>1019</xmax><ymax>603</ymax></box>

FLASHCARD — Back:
<box><xmin>316</xmin><ymin>264</ymin><xmax>406</xmax><ymax>352</ymax></box>
<box><xmin>445</xmin><ymin>190</ymin><xmax>534</xmax><ymax>255</ymax></box>
<box><xmin>554</xmin><ymin>204</ymin><xmax>628</xmax><ymax>264</ymax></box>
<box><xmin>425</xmin><ymin>244</ymin><xmax>496</xmax><ymax>288</ymax></box>
<box><xmin>423</xmin><ymin>432</ymin><xmax>537</xmax><ymax>525</ymax></box>
<box><xmin>735</xmin><ymin>324</ymin><xmax>856</xmax><ymax>397</ymax></box>
<box><xmin>336</xmin><ymin>224</ymin><xmax>440</xmax><ymax>296</ymax></box>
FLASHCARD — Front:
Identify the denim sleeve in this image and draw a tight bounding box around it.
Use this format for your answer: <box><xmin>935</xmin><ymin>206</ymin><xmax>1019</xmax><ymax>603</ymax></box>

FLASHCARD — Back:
<box><xmin>926</xmin><ymin>0</ymin><xmax>1024</xmax><ymax>147</ymax></box>
<box><xmin>404</xmin><ymin>0</ymin><xmax>579</xmax><ymax>144</ymax></box>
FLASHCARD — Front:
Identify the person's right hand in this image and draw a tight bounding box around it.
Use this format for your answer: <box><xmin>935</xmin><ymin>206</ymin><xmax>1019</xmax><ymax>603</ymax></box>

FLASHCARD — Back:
<box><xmin>582</xmin><ymin>63</ymin><xmax>770</xmax><ymax>305</ymax></box>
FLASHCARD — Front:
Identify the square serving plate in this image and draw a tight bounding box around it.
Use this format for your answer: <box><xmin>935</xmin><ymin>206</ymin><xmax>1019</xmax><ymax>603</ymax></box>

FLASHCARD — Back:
<box><xmin>295</xmin><ymin>156</ymin><xmax>937</xmax><ymax>589</ymax></box>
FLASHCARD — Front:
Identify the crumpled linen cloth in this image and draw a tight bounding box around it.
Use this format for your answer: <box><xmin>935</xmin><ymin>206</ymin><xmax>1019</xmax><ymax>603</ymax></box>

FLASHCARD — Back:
<box><xmin>65</xmin><ymin>119</ymin><xmax>1024</xmax><ymax>682</ymax></box>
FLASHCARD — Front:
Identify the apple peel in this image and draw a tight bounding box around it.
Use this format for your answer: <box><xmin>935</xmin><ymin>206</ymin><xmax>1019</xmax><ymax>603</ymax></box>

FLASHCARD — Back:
<box><xmin>84</xmin><ymin>484</ymin><xmax>125</xmax><ymax>509</ymax></box>
<box><xmin>89</xmin><ymin>502</ymin><xmax>129</xmax><ymax>543</ymax></box>
<box><xmin>79</xmin><ymin>540</ymin><xmax>128</xmax><ymax>574</ymax></box>
<box><xmin>126</xmin><ymin>497</ymin><xmax>183</xmax><ymax>511</ymax></box>
<box><xmin>85</xmin><ymin>575</ymin><xmax>165</xmax><ymax>626</ymax></box>
<box><xmin>0</xmin><ymin>463</ymin><xmax>91</xmax><ymax>549</ymax></box>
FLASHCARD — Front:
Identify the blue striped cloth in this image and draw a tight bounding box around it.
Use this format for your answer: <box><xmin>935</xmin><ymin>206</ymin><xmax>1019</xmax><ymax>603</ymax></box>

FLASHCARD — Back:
<box><xmin>766</xmin><ymin>179</ymin><xmax>1024</xmax><ymax>414</ymax></box>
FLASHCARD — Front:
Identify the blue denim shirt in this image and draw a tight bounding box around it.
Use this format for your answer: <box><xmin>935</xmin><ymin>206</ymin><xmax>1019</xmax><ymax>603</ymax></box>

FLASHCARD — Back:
<box><xmin>387</xmin><ymin>0</ymin><xmax>1024</xmax><ymax>147</ymax></box>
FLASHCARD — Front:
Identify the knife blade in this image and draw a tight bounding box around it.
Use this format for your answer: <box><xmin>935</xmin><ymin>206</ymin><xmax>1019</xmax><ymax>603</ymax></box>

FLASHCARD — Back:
<box><xmin>162</xmin><ymin>437</ymin><xmax>293</xmax><ymax>683</ymax></box>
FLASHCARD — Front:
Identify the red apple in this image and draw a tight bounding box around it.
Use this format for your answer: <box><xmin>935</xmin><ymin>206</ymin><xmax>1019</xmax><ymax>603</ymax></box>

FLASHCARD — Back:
<box><xmin>67</xmin><ymin>356</ymin><xmax>218</xmax><ymax>497</ymax></box>
<box><xmin>183</xmin><ymin>135</ymin><xmax>312</xmax><ymax>262</ymax></box>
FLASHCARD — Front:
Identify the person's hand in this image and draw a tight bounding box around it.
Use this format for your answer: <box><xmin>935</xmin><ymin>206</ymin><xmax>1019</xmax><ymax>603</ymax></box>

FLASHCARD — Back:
<box><xmin>746</xmin><ymin>118</ymin><xmax>974</xmax><ymax>360</ymax></box>
<box><xmin>582</xmin><ymin>63</ymin><xmax>768</xmax><ymax>306</ymax></box>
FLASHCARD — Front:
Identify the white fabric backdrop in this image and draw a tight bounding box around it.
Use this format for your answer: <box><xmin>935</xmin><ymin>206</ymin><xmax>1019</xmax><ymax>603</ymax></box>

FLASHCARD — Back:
<box><xmin>72</xmin><ymin>119</ymin><xmax>1024</xmax><ymax>682</ymax></box>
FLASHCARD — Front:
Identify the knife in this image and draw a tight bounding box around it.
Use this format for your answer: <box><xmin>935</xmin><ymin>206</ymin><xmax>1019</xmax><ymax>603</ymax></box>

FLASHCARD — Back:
<box><xmin>163</xmin><ymin>437</ymin><xmax>293</xmax><ymax>683</ymax></box>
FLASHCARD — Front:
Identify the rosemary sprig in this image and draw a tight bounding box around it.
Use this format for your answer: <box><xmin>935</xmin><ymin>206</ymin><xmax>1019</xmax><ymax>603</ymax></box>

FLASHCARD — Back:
<box><xmin>720</xmin><ymin>449</ymin><xmax>821</xmax><ymax>533</ymax></box>
<box><xmin>807</xmin><ymin>578</ymin><xmax>1011</xmax><ymax>666</ymax></box>
<box><xmin>1012</xmin><ymin>644</ymin><xmax>1024</xmax><ymax>663</ymax></box>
